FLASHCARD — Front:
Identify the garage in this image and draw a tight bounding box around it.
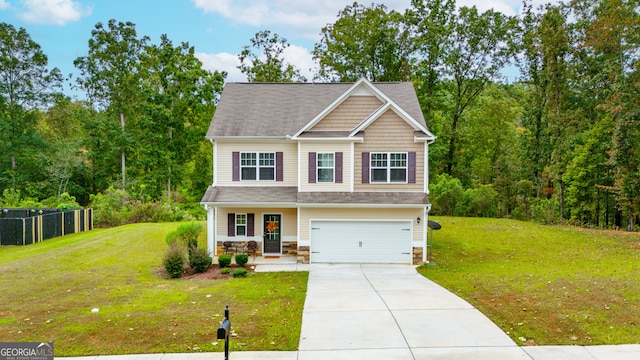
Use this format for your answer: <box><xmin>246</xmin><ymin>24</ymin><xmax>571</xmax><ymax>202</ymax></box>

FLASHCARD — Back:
<box><xmin>310</xmin><ymin>220</ymin><xmax>413</xmax><ymax>264</ymax></box>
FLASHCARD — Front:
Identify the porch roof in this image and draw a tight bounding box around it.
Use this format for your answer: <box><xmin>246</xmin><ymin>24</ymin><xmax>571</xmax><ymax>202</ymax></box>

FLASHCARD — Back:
<box><xmin>201</xmin><ymin>186</ymin><xmax>429</xmax><ymax>207</ymax></box>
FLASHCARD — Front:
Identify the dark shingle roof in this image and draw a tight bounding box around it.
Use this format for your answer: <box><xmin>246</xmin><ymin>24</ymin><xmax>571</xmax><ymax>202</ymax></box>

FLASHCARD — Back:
<box><xmin>297</xmin><ymin>192</ymin><xmax>429</xmax><ymax>205</ymax></box>
<box><xmin>201</xmin><ymin>186</ymin><xmax>429</xmax><ymax>206</ymax></box>
<box><xmin>201</xmin><ymin>186</ymin><xmax>298</xmax><ymax>204</ymax></box>
<box><xmin>207</xmin><ymin>82</ymin><xmax>426</xmax><ymax>138</ymax></box>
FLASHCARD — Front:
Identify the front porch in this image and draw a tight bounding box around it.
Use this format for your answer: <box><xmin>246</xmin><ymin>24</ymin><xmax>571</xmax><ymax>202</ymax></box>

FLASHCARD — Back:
<box><xmin>212</xmin><ymin>254</ymin><xmax>309</xmax><ymax>272</ymax></box>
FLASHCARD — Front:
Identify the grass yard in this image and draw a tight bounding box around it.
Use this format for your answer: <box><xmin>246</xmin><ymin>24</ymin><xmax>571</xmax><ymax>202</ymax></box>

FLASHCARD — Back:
<box><xmin>0</xmin><ymin>223</ymin><xmax>308</xmax><ymax>356</ymax></box>
<box><xmin>418</xmin><ymin>217</ymin><xmax>640</xmax><ymax>346</ymax></box>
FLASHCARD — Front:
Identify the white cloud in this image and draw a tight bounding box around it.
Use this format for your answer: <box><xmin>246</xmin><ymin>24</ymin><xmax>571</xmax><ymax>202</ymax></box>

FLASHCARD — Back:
<box><xmin>458</xmin><ymin>0</ymin><xmax>518</xmax><ymax>16</ymax></box>
<box><xmin>196</xmin><ymin>44</ymin><xmax>317</xmax><ymax>83</ymax></box>
<box><xmin>192</xmin><ymin>0</ymin><xmax>565</xmax><ymax>37</ymax></box>
<box><xmin>196</xmin><ymin>51</ymin><xmax>247</xmax><ymax>82</ymax></box>
<box><xmin>0</xmin><ymin>0</ymin><xmax>10</xmax><ymax>10</ymax></box>
<box><xmin>192</xmin><ymin>0</ymin><xmax>411</xmax><ymax>39</ymax></box>
<box><xmin>282</xmin><ymin>44</ymin><xmax>316</xmax><ymax>81</ymax></box>
<box><xmin>17</xmin><ymin>0</ymin><xmax>92</xmax><ymax>25</ymax></box>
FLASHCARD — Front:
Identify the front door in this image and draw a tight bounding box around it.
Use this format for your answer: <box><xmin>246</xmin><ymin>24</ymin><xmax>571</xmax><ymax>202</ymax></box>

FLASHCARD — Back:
<box><xmin>263</xmin><ymin>214</ymin><xmax>281</xmax><ymax>254</ymax></box>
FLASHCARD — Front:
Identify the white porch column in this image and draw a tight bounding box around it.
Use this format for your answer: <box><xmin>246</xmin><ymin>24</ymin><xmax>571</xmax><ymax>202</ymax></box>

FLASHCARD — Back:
<box><xmin>207</xmin><ymin>205</ymin><xmax>216</xmax><ymax>257</ymax></box>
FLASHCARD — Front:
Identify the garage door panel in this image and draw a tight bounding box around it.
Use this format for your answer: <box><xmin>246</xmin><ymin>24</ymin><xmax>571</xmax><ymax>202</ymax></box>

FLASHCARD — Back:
<box><xmin>311</xmin><ymin>220</ymin><xmax>412</xmax><ymax>264</ymax></box>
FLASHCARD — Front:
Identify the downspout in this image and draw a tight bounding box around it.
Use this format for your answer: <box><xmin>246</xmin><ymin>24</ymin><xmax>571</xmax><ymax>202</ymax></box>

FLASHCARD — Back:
<box><xmin>425</xmin><ymin>138</ymin><xmax>436</xmax><ymax>195</ymax></box>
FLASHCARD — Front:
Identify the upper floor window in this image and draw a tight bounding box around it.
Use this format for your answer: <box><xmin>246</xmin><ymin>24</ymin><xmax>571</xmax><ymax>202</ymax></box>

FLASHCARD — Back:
<box><xmin>317</xmin><ymin>153</ymin><xmax>334</xmax><ymax>182</ymax></box>
<box><xmin>241</xmin><ymin>152</ymin><xmax>275</xmax><ymax>181</ymax></box>
<box><xmin>371</xmin><ymin>152</ymin><xmax>407</xmax><ymax>183</ymax></box>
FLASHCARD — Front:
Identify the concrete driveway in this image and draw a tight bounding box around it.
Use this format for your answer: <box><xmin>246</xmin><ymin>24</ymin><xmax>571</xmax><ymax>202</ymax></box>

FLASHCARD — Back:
<box><xmin>298</xmin><ymin>263</ymin><xmax>527</xmax><ymax>360</ymax></box>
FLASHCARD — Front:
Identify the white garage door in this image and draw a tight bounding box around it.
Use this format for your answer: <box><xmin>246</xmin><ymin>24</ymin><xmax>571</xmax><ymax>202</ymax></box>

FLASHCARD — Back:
<box><xmin>310</xmin><ymin>220</ymin><xmax>412</xmax><ymax>264</ymax></box>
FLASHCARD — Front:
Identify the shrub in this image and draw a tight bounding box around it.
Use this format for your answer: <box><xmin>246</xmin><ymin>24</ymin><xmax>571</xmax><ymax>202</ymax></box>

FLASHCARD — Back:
<box><xmin>189</xmin><ymin>246</ymin><xmax>212</xmax><ymax>273</ymax></box>
<box><xmin>531</xmin><ymin>196</ymin><xmax>562</xmax><ymax>225</ymax></box>
<box><xmin>235</xmin><ymin>253</ymin><xmax>249</xmax><ymax>266</ymax></box>
<box><xmin>163</xmin><ymin>244</ymin><xmax>185</xmax><ymax>278</ymax></box>
<box><xmin>90</xmin><ymin>187</ymin><xmax>130</xmax><ymax>227</ymax></box>
<box><xmin>221</xmin><ymin>267</ymin><xmax>231</xmax><ymax>274</ymax></box>
<box><xmin>431</xmin><ymin>174</ymin><xmax>464</xmax><ymax>216</ymax></box>
<box><xmin>459</xmin><ymin>184</ymin><xmax>498</xmax><ymax>217</ymax></box>
<box><xmin>218</xmin><ymin>254</ymin><xmax>232</xmax><ymax>268</ymax></box>
<box><xmin>233</xmin><ymin>268</ymin><xmax>248</xmax><ymax>278</ymax></box>
<box><xmin>41</xmin><ymin>192</ymin><xmax>81</xmax><ymax>209</ymax></box>
<box><xmin>165</xmin><ymin>222</ymin><xmax>203</xmax><ymax>248</ymax></box>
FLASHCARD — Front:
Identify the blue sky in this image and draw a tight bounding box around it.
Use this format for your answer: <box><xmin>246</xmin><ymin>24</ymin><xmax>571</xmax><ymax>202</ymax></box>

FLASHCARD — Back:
<box><xmin>0</xmin><ymin>0</ymin><xmax>553</xmax><ymax>98</ymax></box>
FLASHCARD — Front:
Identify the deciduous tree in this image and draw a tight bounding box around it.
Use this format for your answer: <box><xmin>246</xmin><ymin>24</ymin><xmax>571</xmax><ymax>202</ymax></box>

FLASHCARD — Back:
<box><xmin>0</xmin><ymin>22</ymin><xmax>62</xmax><ymax>191</ymax></box>
<box><xmin>313</xmin><ymin>2</ymin><xmax>410</xmax><ymax>82</ymax></box>
<box><xmin>238</xmin><ymin>30</ymin><xmax>306</xmax><ymax>82</ymax></box>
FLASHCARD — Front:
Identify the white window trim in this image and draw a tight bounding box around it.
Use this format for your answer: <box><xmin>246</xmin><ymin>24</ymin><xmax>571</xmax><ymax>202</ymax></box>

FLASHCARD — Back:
<box><xmin>317</xmin><ymin>152</ymin><xmax>335</xmax><ymax>183</ymax></box>
<box><xmin>240</xmin><ymin>151</ymin><xmax>276</xmax><ymax>181</ymax></box>
<box><xmin>370</xmin><ymin>152</ymin><xmax>408</xmax><ymax>183</ymax></box>
<box><xmin>235</xmin><ymin>213</ymin><xmax>247</xmax><ymax>236</ymax></box>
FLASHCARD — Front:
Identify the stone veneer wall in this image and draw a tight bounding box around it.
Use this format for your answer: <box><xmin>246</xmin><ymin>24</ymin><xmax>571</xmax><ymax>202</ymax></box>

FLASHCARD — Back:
<box><xmin>282</xmin><ymin>241</ymin><xmax>297</xmax><ymax>256</ymax></box>
<box><xmin>297</xmin><ymin>246</ymin><xmax>310</xmax><ymax>264</ymax></box>
<box><xmin>413</xmin><ymin>247</ymin><xmax>424</xmax><ymax>265</ymax></box>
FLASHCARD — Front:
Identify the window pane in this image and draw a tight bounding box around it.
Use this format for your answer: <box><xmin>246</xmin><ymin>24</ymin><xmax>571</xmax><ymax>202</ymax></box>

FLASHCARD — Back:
<box><xmin>236</xmin><ymin>226</ymin><xmax>246</xmax><ymax>236</ymax></box>
<box><xmin>259</xmin><ymin>153</ymin><xmax>275</xmax><ymax>166</ymax></box>
<box><xmin>241</xmin><ymin>168</ymin><xmax>256</xmax><ymax>180</ymax></box>
<box><xmin>371</xmin><ymin>153</ymin><xmax>387</xmax><ymax>167</ymax></box>
<box><xmin>372</xmin><ymin>169</ymin><xmax>387</xmax><ymax>182</ymax></box>
<box><xmin>241</xmin><ymin>153</ymin><xmax>256</xmax><ymax>166</ymax></box>
<box><xmin>236</xmin><ymin>214</ymin><xmax>246</xmax><ymax>225</ymax></box>
<box><xmin>390</xmin><ymin>153</ymin><xmax>407</xmax><ymax>167</ymax></box>
<box><xmin>317</xmin><ymin>153</ymin><xmax>334</xmax><ymax>167</ymax></box>
<box><xmin>318</xmin><ymin>168</ymin><xmax>334</xmax><ymax>182</ymax></box>
<box><xmin>390</xmin><ymin>169</ymin><xmax>407</xmax><ymax>182</ymax></box>
<box><xmin>259</xmin><ymin>167</ymin><xmax>275</xmax><ymax>180</ymax></box>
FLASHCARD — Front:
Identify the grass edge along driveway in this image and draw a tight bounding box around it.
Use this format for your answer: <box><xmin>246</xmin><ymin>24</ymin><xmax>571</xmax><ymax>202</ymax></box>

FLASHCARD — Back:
<box><xmin>0</xmin><ymin>223</ymin><xmax>308</xmax><ymax>356</ymax></box>
<box><xmin>418</xmin><ymin>217</ymin><xmax>640</xmax><ymax>346</ymax></box>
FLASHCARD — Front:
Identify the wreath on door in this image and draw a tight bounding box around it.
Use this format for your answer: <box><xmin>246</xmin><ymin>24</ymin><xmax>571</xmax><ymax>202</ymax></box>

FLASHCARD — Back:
<box><xmin>266</xmin><ymin>221</ymin><xmax>277</xmax><ymax>233</ymax></box>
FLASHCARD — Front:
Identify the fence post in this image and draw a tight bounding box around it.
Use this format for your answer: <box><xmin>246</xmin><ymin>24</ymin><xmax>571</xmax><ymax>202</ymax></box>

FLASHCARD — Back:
<box><xmin>217</xmin><ymin>305</ymin><xmax>231</xmax><ymax>360</ymax></box>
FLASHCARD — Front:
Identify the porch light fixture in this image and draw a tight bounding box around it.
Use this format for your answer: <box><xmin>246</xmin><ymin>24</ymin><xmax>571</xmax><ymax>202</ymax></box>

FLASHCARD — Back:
<box><xmin>417</xmin><ymin>217</ymin><xmax>421</xmax><ymax>224</ymax></box>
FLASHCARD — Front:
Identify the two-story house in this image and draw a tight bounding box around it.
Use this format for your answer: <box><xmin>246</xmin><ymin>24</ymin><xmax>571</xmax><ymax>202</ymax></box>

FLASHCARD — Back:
<box><xmin>201</xmin><ymin>78</ymin><xmax>436</xmax><ymax>264</ymax></box>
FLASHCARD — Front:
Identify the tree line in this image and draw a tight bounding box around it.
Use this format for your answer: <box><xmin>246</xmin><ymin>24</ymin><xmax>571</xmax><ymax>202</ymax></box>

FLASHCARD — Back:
<box><xmin>306</xmin><ymin>0</ymin><xmax>638</xmax><ymax>231</ymax></box>
<box><xmin>1</xmin><ymin>0</ymin><xmax>639</xmax><ymax>230</ymax></box>
<box><xmin>1</xmin><ymin>20</ymin><xmax>225</xmax><ymax>214</ymax></box>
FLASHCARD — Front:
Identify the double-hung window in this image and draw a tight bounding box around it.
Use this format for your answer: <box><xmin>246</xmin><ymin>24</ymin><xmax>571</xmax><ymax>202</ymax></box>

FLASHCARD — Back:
<box><xmin>235</xmin><ymin>213</ymin><xmax>247</xmax><ymax>236</ymax></box>
<box><xmin>317</xmin><ymin>153</ymin><xmax>334</xmax><ymax>182</ymax></box>
<box><xmin>240</xmin><ymin>152</ymin><xmax>275</xmax><ymax>181</ymax></box>
<box><xmin>371</xmin><ymin>152</ymin><xmax>407</xmax><ymax>183</ymax></box>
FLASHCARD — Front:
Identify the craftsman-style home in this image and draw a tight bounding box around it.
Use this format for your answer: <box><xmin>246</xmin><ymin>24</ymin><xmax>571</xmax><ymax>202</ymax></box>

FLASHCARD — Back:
<box><xmin>201</xmin><ymin>78</ymin><xmax>436</xmax><ymax>264</ymax></box>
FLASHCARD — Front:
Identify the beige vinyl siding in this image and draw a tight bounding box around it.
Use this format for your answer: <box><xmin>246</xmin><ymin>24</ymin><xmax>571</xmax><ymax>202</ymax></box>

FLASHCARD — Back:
<box><xmin>217</xmin><ymin>207</ymin><xmax>298</xmax><ymax>238</ymax></box>
<box><xmin>310</xmin><ymin>96</ymin><xmax>382</xmax><ymax>131</ymax></box>
<box><xmin>299</xmin><ymin>142</ymin><xmax>352</xmax><ymax>192</ymax></box>
<box><xmin>216</xmin><ymin>140</ymin><xmax>297</xmax><ymax>186</ymax></box>
<box><xmin>299</xmin><ymin>207</ymin><xmax>423</xmax><ymax>242</ymax></box>
<box><xmin>355</xmin><ymin>109</ymin><xmax>424</xmax><ymax>191</ymax></box>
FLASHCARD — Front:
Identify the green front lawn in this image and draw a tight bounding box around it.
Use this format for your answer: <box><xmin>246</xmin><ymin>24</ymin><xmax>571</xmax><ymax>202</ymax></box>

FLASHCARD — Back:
<box><xmin>419</xmin><ymin>217</ymin><xmax>640</xmax><ymax>346</ymax></box>
<box><xmin>0</xmin><ymin>223</ymin><xmax>308</xmax><ymax>356</ymax></box>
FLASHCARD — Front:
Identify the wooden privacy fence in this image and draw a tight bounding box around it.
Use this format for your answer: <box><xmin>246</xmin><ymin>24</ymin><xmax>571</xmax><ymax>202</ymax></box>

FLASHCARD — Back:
<box><xmin>0</xmin><ymin>208</ymin><xmax>93</xmax><ymax>246</ymax></box>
